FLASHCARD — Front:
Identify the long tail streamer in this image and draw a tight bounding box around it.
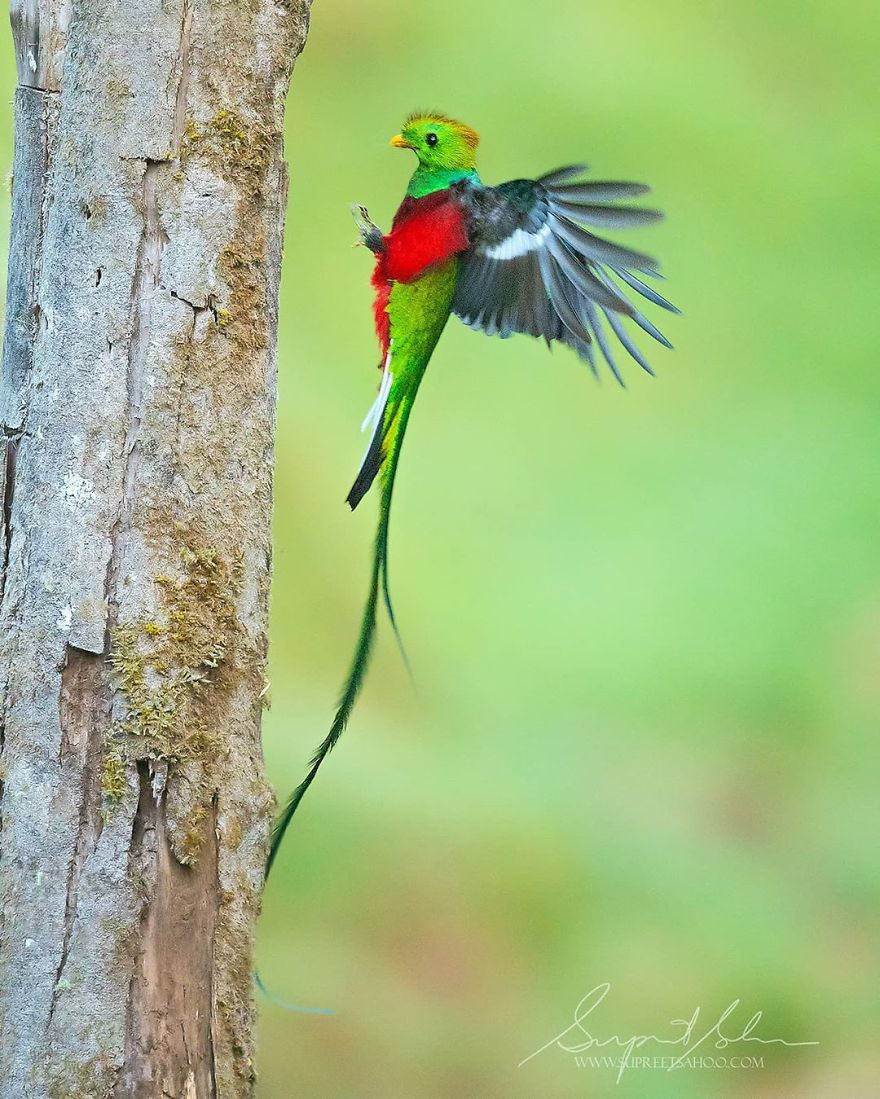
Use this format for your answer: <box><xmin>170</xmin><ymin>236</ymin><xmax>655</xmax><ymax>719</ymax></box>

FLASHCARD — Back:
<box><xmin>265</xmin><ymin>401</ymin><xmax>414</xmax><ymax>878</ymax></box>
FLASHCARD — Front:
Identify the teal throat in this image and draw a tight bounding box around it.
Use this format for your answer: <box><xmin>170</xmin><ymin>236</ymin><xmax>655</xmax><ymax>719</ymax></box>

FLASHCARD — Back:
<box><xmin>407</xmin><ymin>167</ymin><xmax>480</xmax><ymax>198</ymax></box>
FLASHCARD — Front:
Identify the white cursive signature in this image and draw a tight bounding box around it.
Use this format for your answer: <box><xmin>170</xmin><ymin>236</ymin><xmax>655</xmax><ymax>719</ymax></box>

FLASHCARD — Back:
<box><xmin>519</xmin><ymin>982</ymin><xmax>818</xmax><ymax>1083</ymax></box>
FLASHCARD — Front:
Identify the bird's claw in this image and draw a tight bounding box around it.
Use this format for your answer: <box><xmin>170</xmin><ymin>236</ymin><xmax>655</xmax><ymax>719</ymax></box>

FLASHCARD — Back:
<box><xmin>350</xmin><ymin>203</ymin><xmax>385</xmax><ymax>253</ymax></box>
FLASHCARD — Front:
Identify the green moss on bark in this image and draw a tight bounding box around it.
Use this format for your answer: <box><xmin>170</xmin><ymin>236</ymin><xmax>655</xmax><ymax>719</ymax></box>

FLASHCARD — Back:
<box><xmin>182</xmin><ymin>108</ymin><xmax>275</xmax><ymax>193</ymax></box>
<box><xmin>103</xmin><ymin>522</ymin><xmax>243</xmax><ymax>857</ymax></box>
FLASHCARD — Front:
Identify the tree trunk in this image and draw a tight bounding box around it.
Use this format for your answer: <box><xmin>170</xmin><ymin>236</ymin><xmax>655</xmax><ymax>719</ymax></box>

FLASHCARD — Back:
<box><xmin>0</xmin><ymin>1</ymin><xmax>309</xmax><ymax>1095</ymax></box>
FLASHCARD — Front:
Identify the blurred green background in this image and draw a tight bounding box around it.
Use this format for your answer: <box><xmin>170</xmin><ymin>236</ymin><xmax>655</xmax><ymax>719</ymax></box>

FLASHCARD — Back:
<box><xmin>2</xmin><ymin>1</ymin><xmax>878</xmax><ymax>1095</ymax></box>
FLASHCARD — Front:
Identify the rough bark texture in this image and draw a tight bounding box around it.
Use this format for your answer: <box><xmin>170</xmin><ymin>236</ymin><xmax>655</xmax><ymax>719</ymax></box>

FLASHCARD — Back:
<box><xmin>0</xmin><ymin>1</ymin><xmax>310</xmax><ymax>1095</ymax></box>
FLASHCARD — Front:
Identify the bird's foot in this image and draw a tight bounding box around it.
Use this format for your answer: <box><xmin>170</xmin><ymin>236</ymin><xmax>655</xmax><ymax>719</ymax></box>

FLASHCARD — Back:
<box><xmin>350</xmin><ymin>203</ymin><xmax>385</xmax><ymax>253</ymax></box>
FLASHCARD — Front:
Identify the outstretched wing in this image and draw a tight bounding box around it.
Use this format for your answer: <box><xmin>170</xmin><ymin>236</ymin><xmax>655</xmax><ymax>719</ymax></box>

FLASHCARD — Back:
<box><xmin>451</xmin><ymin>168</ymin><xmax>678</xmax><ymax>383</ymax></box>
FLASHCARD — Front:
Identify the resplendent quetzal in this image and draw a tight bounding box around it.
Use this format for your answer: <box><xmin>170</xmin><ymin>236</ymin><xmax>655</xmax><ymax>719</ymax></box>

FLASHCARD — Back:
<box><xmin>267</xmin><ymin>113</ymin><xmax>677</xmax><ymax>872</ymax></box>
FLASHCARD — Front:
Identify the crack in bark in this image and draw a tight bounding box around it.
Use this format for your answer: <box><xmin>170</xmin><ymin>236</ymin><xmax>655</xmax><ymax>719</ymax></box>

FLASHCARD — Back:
<box><xmin>104</xmin><ymin>159</ymin><xmax>167</xmax><ymax>636</ymax></box>
<box><xmin>172</xmin><ymin>0</ymin><xmax>193</xmax><ymax>150</ymax></box>
<box><xmin>168</xmin><ymin>287</ymin><xmax>213</xmax><ymax>316</ymax></box>
<box><xmin>0</xmin><ymin>433</ymin><xmax>17</xmax><ymax>672</ymax></box>
<box><xmin>46</xmin><ymin>645</ymin><xmax>110</xmax><ymax>1031</ymax></box>
<box><xmin>163</xmin><ymin>292</ymin><xmax>208</xmax><ymax>489</ymax></box>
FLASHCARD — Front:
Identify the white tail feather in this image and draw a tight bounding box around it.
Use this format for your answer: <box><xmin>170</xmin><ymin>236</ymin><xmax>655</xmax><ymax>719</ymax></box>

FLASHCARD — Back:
<box><xmin>356</xmin><ymin>348</ymin><xmax>393</xmax><ymax>474</ymax></box>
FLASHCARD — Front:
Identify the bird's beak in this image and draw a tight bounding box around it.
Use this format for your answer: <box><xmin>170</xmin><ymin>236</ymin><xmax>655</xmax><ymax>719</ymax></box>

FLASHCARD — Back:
<box><xmin>390</xmin><ymin>134</ymin><xmax>413</xmax><ymax>149</ymax></box>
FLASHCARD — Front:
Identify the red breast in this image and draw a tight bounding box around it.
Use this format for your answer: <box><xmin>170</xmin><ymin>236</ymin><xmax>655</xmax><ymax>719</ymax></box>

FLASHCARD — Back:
<box><xmin>371</xmin><ymin>190</ymin><xmax>470</xmax><ymax>357</ymax></box>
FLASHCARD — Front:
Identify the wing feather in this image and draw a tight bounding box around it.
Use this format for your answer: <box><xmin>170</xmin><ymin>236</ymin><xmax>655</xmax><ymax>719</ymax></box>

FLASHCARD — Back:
<box><xmin>550</xmin><ymin>198</ymin><xmax>663</xmax><ymax>230</ymax></box>
<box><xmin>554</xmin><ymin>180</ymin><xmax>650</xmax><ymax>201</ymax></box>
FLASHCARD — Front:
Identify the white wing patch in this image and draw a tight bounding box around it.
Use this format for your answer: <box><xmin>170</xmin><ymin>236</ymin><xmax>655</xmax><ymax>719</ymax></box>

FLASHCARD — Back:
<box><xmin>482</xmin><ymin>223</ymin><xmax>551</xmax><ymax>262</ymax></box>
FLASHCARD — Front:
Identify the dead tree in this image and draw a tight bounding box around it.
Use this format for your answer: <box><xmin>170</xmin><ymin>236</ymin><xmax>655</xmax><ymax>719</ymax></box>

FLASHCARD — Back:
<box><xmin>0</xmin><ymin>1</ymin><xmax>310</xmax><ymax>1095</ymax></box>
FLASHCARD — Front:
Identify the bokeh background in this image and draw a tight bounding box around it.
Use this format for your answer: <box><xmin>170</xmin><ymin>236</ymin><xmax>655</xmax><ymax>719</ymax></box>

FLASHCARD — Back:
<box><xmin>2</xmin><ymin>1</ymin><xmax>877</xmax><ymax>1095</ymax></box>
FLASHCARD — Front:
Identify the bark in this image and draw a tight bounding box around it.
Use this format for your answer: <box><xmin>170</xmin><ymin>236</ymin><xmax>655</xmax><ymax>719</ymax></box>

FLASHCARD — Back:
<box><xmin>0</xmin><ymin>1</ymin><xmax>310</xmax><ymax>1095</ymax></box>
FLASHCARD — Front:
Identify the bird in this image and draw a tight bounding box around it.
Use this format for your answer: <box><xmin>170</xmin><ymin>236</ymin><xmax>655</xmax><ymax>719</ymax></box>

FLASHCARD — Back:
<box><xmin>266</xmin><ymin>112</ymin><xmax>678</xmax><ymax>874</ymax></box>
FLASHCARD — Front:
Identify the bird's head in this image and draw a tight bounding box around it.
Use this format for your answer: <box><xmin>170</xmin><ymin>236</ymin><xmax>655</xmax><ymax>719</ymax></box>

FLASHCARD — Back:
<box><xmin>390</xmin><ymin>112</ymin><xmax>480</xmax><ymax>172</ymax></box>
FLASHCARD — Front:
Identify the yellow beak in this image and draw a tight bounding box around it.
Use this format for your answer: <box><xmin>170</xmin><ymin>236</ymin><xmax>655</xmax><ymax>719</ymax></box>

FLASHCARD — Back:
<box><xmin>390</xmin><ymin>133</ymin><xmax>413</xmax><ymax>149</ymax></box>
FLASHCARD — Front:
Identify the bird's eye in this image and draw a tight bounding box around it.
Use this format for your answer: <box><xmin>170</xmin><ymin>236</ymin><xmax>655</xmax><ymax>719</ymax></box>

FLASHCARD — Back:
<box><xmin>426</xmin><ymin>132</ymin><xmax>438</xmax><ymax>147</ymax></box>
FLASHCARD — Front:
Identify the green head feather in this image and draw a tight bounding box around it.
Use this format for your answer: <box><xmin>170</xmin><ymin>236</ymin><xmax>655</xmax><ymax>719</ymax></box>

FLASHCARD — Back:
<box><xmin>392</xmin><ymin>112</ymin><xmax>480</xmax><ymax>197</ymax></box>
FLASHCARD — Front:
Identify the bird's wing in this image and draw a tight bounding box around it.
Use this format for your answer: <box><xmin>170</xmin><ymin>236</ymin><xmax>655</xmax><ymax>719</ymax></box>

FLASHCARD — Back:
<box><xmin>451</xmin><ymin>168</ymin><xmax>679</xmax><ymax>383</ymax></box>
